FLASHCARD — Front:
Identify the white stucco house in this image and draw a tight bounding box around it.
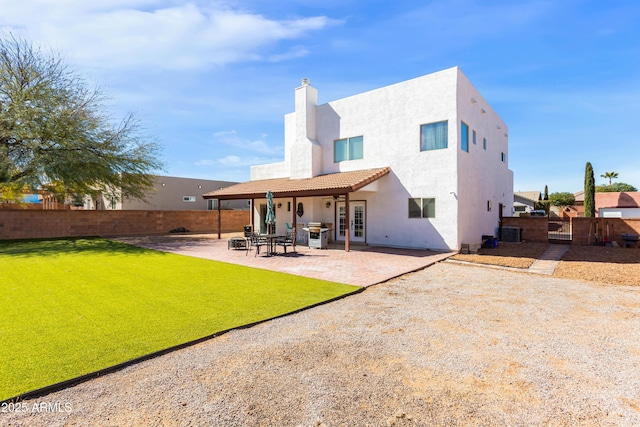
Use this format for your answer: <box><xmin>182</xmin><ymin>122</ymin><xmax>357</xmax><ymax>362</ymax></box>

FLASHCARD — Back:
<box><xmin>514</xmin><ymin>191</ymin><xmax>542</xmax><ymax>216</ymax></box>
<box><xmin>204</xmin><ymin>67</ymin><xmax>514</xmax><ymax>251</ymax></box>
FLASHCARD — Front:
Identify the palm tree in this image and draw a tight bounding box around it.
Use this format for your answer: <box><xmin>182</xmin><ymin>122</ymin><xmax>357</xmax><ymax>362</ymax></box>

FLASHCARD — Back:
<box><xmin>600</xmin><ymin>171</ymin><xmax>619</xmax><ymax>186</ymax></box>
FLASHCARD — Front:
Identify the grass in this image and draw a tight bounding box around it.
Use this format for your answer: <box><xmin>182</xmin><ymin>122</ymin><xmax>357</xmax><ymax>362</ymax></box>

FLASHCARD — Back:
<box><xmin>0</xmin><ymin>238</ymin><xmax>359</xmax><ymax>401</ymax></box>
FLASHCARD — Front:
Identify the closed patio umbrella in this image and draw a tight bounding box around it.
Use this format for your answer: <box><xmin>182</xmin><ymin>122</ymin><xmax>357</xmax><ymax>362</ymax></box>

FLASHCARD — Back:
<box><xmin>265</xmin><ymin>190</ymin><xmax>276</xmax><ymax>234</ymax></box>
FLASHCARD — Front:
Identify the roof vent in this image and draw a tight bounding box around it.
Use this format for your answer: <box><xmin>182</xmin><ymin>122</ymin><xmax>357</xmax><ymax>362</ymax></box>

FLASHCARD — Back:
<box><xmin>301</xmin><ymin>78</ymin><xmax>310</xmax><ymax>86</ymax></box>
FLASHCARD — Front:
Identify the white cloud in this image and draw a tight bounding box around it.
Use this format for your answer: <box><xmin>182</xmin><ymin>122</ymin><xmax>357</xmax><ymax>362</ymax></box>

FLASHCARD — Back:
<box><xmin>212</xmin><ymin>130</ymin><xmax>283</xmax><ymax>155</ymax></box>
<box><xmin>195</xmin><ymin>154</ymin><xmax>281</xmax><ymax>168</ymax></box>
<box><xmin>268</xmin><ymin>45</ymin><xmax>310</xmax><ymax>62</ymax></box>
<box><xmin>0</xmin><ymin>0</ymin><xmax>335</xmax><ymax>71</ymax></box>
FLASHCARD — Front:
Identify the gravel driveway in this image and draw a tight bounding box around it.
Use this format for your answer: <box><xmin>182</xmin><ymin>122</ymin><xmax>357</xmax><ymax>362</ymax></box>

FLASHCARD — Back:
<box><xmin>4</xmin><ymin>263</ymin><xmax>640</xmax><ymax>426</ymax></box>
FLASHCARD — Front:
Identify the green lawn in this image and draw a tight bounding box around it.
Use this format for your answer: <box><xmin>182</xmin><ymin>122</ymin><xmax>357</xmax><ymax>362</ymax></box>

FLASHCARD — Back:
<box><xmin>0</xmin><ymin>238</ymin><xmax>359</xmax><ymax>401</ymax></box>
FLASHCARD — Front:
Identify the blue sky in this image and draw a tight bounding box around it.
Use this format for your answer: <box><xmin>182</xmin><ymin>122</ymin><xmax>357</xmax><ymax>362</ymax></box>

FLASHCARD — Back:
<box><xmin>2</xmin><ymin>0</ymin><xmax>639</xmax><ymax>194</ymax></box>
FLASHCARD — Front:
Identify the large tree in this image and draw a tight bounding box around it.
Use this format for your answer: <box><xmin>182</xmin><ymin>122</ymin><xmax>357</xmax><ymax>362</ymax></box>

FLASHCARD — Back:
<box><xmin>584</xmin><ymin>162</ymin><xmax>595</xmax><ymax>217</ymax></box>
<box><xmin>596</xmin><ymin>182</ymin><xmax>638</xmax><ymax>192</ymax></box>
<box><xmin>549</xmin><ymin>192</ymin><xmax>575</xmax><ymax>207</ymax></box>
<box><xmin>0</xmin><ymin>34</ymin><xmax>163</xmax><ymax>203</ymax></box>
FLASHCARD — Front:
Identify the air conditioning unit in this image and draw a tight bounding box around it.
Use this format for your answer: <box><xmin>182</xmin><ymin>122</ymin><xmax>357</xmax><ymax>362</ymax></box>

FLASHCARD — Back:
<box><xmin>501</xmin><ymin>226</ymin><xmax>521</xmax><ymax>243</ymax></box>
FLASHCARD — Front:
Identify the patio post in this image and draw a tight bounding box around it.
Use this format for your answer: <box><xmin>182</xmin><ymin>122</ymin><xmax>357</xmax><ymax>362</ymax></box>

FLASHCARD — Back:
<box><xmin>292</xmin><ymin>195</ymin><xmax>297</xmax><ymax>247</ymax></box>
<box><xmin>345</xmin><ymin>192</ymin><xmax>350</xmax><ymax>252</ymax></box>
<box><xmin>250</xmin><ymin>198</ymin><xmax>254</xmax><ymax>233</ymax></box>
<box><xmin>217</xmin><ymin>198</ymin><xmax>221</xmax><ymax>239</ymax></box>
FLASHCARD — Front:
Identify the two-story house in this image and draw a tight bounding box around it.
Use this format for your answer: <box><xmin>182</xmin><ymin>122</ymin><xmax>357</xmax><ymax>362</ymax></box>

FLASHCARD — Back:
<box><xmin>204</xmin><ymin>67</ymin><xmax>514</xmax><ymax>251</ymax></box>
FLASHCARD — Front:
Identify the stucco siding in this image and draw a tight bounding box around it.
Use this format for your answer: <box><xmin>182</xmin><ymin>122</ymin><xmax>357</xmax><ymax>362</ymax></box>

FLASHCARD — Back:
<box><xmin>455</xmin><ymin>69</ymin><xmax>513</xmax><ymax>247</ymax></box>
<box><xmin>121</xmin><ymin>176</ymin><xmax>247</xmax><ymax>211</ymax></box>
<box><xmin>250</xmin><ymin>67</ymin><xmax>513</xmax><ymax>251</ymax></box>
<box><xmin>314</xmin><ymin>68</ymin><xmax>461</xmax><ymax>250</ymax></box>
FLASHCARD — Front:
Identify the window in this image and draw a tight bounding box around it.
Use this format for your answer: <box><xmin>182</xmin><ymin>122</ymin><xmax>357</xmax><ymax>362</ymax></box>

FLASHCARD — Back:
<box><xmin>461</xmin><ymin>122</ymin><xmax>469</xmax><ymax>152</ymax></box>
<box><xmin>483</xmin><ymin>138</ymin><xmax>487</xmax><ymax>150</ymax></box>
<box><xmin>334</xmin><ymin>136</ymin><xmax>363</xmax><ymax>162</ymax></box>
<box><xmin>420</xmin><ymin>121</ymin><xmax>448</xmax><ymax>151</ymax></box>
<box><xmin>501</xmin><ymin>152</ymin><xmax>506</xmax><ymax>162</ymax></box>
<box><xmin>184</xmin><ymin>196</ymin><xmax>196</xmax><ymax>202</ymax></box>
<box><xmin>408</xmin><ymin>198</ymin><xmax>435</xmax><ymax>218</ymax></box>
<box><xmin>472</xmin><ymin>130</ymin><xmax>476</xmax><ymax>145</ymax></box>
<box><xmin>207</xmin><ymin>199</ymin><xmax>219</xmax><ymax>210</ymax></box>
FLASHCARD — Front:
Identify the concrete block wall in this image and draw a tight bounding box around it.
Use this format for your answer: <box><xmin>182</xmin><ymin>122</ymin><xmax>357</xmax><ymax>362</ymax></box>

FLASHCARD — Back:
<box><xmin>0</xmin><ymin>210</ymin><xmax>249</xmax><ymax>240</ymax></box>
<box><xmin>572</xmin><ymin>218</ymin><xmax>640</xmax><ymax>246</ymax></box>
<box><xmin>502</xmin><ymin>216</ymin><xmax>640</xmax><ymax>246</ymax></box>
<box><xmin>501</xmin><ymin>217</ymin><xmax>548</xmax><ymax>242</ymax></box>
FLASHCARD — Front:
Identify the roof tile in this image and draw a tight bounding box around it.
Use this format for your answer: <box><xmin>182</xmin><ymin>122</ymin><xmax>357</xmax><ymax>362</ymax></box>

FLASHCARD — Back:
<box><xmin>203</xmin><ymin>167</ymin><xmax>390</xmax><ymax>199</ymax></box>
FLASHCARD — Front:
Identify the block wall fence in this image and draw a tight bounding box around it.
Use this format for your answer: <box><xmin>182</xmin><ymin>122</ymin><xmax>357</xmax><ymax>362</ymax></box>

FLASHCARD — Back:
<box><xmin>502</xmin><ymin>216</ymin><xmax>640</xmax><ymax>245</ymax></box>
<box><xmin>571</xmin><ymin>217</ymin><xmax>640</xmax><ymax>246</ymax></box>
<box><xmin>0</xmin><ymin>210</ymin><xmax>250</xmax><ymax>240</ymax></box>
<box><xmin>501</xmin><ymin>217</ymin><xmax>548</xmax><ymax>242</ymax></box>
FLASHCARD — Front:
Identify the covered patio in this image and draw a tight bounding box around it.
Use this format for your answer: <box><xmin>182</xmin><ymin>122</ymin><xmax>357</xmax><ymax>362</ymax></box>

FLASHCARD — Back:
<box><xmin>203</xmin><ymin>167</ymin><xmax>391</xmax><ymax>252</ymax></box>
<box><xmin>115</xmin><ymin>234</ymin><xmax>453</xmax><ymax>287</ymax></box>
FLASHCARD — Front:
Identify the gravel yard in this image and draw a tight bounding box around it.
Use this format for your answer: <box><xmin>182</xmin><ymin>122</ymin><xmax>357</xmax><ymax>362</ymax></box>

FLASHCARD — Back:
<box><xmin>450</xmin><ymin>242</ymin><xmax>550</xmax><ymax>269</ymax></box>
<box><xmin>4</xmin><ymin>263</ymin><xmax>640</xmax><ymax>426</ymax></box>
<box><xmin>451</xmin><ymin>242</ymin><xmax>640</xmax><ymax>286</ymax></box>
<box><xmin>554</xmin><ymin>245</ymin><xmax>640</xmax><ymax>286</ymax></box>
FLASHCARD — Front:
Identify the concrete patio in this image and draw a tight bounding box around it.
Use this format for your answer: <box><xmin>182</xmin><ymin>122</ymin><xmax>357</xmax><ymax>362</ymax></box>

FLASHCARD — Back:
<box><xmin>115</xmin><ymin>234</ymin><xmax>454</xmax><ymax>287</ymax></box>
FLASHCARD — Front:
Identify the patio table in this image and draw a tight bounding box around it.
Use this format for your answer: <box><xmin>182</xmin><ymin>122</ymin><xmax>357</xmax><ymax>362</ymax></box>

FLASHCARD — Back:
<box><xmin>259</xmin><ymin>234</ymin><xmax>285</xmax><ymax>256</ymax></box>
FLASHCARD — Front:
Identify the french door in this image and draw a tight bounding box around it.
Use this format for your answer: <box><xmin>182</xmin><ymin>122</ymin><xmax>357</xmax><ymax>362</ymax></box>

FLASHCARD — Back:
<box><xmin>336</xmin><ymin>202</ymin><xmax>366</xmax><ymax>243</ymax></box>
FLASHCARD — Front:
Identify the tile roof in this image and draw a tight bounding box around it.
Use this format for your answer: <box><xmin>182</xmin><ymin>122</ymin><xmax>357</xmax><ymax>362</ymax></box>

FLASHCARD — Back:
<box><xmin>514</xmin><ymin>191</ymin><xmax>541</xmax><ymax>203</ymax></box>
<box><xmin>595</xmin><ymin>192</ymin><xmax>640</xmax><ymax>209</ymax></box>
<box><xmin>203</xmin><ymin>167</ymin><xmax>391</xmax><ymax>200</ymax></box>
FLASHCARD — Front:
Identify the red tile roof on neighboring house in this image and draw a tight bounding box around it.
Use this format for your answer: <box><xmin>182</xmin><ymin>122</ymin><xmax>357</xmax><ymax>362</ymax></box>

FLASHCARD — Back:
<box><xmin>203</xmin><ymin>167</ymin><xmax>391</xmax><ymax>200</ymax></box>
<box><xmin>595</xmin><ymin>192</ymin><xmax>640</xmax><ymax>209</ymax></box>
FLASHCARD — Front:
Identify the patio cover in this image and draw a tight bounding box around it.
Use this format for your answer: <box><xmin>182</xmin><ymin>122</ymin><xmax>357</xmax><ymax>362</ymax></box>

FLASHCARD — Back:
<box><xmin>202</xmin><ymin>167</ymin><xmax>390</xmax><ymax>200</ymax></box>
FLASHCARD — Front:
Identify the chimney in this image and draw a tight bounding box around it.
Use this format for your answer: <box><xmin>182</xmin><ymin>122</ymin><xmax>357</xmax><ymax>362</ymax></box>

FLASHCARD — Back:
<box><xmin>290</xmin><ymin>78</ymin><xmax>321</xmax><ymax>179</ymax></box>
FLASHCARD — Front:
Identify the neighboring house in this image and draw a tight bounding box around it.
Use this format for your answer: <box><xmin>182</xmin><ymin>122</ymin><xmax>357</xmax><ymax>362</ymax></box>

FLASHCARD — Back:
<box><xmin>204</xmin><ymin>67</ymin><xmax>513</xmax><ymax>251</ymax></box>
<box><xmin>596</xmin><ymin>192</ymin><xmax>640</xmax><ymax>218</ymax></box>
<box><xmin>553</xmin><ymin>205</ymin><xmax>583</xmax><ymax>218</ymax></box>
<box><xmin>514</xmin><ymin>191</ymin><xmax>541</xmax><ymax>216</ymax></box>
<box><xmin>84</xmin><ymin>176</ymin><xmax>248</xmax><ymax>211</ymax></box>
<box><xmin>573</xmin><ymin>190</ymin><xmax>584</xmax><ymax>206</ymax></box>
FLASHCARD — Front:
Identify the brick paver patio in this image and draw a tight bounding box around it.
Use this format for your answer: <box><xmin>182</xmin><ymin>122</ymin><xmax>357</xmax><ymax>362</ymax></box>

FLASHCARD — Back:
<box><xmin>116</xmin><ymin>234</ymin><xmax>454</xmax><ymax>287</ymax></box>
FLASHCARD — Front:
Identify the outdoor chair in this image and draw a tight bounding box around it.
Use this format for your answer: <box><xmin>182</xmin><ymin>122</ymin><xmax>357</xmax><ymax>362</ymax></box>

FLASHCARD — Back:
<box><xmin>276</xmin><ymin>230</ymin><xmax>296</xmax><ymax>255</ymax></box>
<box><xmin>228</xmin><ymin>236</ymin><xmax>250</xmax><ymax>255</ymax></box>
<box><xmin>251</xmin><ymin>233</ymin><xmax>268</xmax><ymax>257</ymax></box>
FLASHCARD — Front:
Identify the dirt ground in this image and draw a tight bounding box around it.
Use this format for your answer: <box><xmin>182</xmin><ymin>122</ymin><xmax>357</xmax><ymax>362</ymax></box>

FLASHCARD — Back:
<box><xmin>451</xmin><ymin>242</ymin><xmax>550</xmax><ymax>269</ymax></box>
<box><xmin>554</xmin><ymin>245</ymin><xmax>640</xmax><ymax>286</ymax></box>
<box><xmin>5</xmin><ymin>263</ymin><xmax>640</xmax><ymax>426</ymax></box>
<box><xmin>451</xmin><ymin>242</ymin><xmax>640</xmax><ymax>286</ymax></box>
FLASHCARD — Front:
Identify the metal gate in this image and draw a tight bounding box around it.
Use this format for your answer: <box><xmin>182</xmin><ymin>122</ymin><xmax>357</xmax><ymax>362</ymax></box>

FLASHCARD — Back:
<box><xmin>548</xmin><ymin>218</ymin><xmax>572</xmax><ymax>242</ymax></box>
